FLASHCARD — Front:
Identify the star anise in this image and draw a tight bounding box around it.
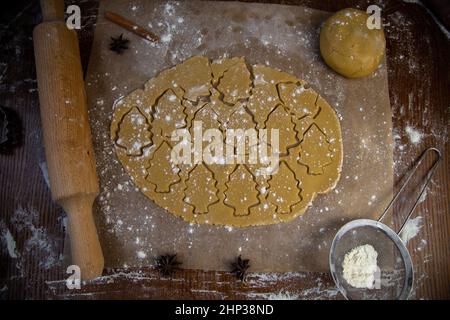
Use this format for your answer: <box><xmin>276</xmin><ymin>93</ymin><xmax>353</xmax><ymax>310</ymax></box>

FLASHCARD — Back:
<box><xmin>231</xmin><ymin>255</ymin><xmax>250</xmax><ymax>281</ymax></box>
<box><xmin>109</xmin><ymin>34</ymin><xmax>129</xmax><ymax>54</ymax></box>
<box><xmin>155</xmin><ymin>254</ymin><xmax>182</xmax><ymax>276</ymax></box>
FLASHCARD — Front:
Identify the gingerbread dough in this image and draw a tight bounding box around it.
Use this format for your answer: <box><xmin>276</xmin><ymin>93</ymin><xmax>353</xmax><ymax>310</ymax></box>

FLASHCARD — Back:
<box><xmin>110</xmin><ymin>56</ymin><xmax>343</xmax><ymax>227</ymax></box>
<box><xmin>320</xmin><ymin>8</ymin><xmax>386</xmax><ymax>78</ymax></box>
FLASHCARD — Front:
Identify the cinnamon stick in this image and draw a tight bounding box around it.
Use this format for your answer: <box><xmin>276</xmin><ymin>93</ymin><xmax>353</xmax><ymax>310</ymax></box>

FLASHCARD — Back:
<box><xmin>105</xmin><ymin>10</ymin><xmax>159</xmax><ymax>43</ymax></box>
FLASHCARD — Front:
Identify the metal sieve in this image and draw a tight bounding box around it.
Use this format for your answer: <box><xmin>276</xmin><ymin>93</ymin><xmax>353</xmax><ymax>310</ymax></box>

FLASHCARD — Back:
<box><xmin>329</xmin><ymin>148</ymin><xmax>441</xmax><ymax>300</ymax></box>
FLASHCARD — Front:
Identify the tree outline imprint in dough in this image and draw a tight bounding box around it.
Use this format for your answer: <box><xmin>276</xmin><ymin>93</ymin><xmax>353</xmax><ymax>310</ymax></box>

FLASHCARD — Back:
<box><xmin>114</xmin><ymin>106</ymin><xmax>152</xmax><ymax>156</ymax></box>
<box><xmin>110</xmin><ymin>56</ymin><xmax>343</xmax><ymax>227</ymax></box>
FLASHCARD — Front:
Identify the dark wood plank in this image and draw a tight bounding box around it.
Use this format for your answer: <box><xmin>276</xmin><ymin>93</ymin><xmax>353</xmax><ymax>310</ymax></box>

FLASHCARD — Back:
<box><xmin>1</xmin><ymin>0</ymin><xmax>449</xmax><ymax>299</ymax></box>
<box><xmin>384</xmin><ymin>2</ymin><xmax>450</xmax><ymax>299</ymax></box>
<box><xmin>46</xmin><ymin>267</ymin><xmax>339</xmax><ymax>300</ymax></box>
<box><xmin>0</xmin><ymin>1</ymin><xmax>66</xmax><ymax>300</ymax></box>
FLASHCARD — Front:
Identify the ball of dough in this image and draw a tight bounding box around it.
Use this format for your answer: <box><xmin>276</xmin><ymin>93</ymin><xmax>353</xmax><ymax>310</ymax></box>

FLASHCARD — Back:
<box><xmin>320</xmin><ymin>8</ymin><xmax>386</xmax><ymax>78</ymax></box>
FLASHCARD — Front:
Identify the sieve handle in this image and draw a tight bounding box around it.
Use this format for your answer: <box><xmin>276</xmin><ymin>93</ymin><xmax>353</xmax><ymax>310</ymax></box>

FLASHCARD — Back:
<box><xmin>378</xmin><ymin>147</ymin><xmax>442</xmax><ymax>234</ymax></box>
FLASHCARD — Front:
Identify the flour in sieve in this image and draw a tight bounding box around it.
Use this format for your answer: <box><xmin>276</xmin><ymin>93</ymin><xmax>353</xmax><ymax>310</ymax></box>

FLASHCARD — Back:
<box><xmin>342</xmin><ymin>244</ymin><xmax>379</xmax><ymax>289</ymax></box>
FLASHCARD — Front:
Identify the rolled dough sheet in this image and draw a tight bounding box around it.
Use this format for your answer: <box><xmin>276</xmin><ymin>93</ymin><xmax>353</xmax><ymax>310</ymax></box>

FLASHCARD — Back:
<box><xmin>84</xmin><ymin>0</ymin><xmax>393</xmax><ymax>272</ymax></box>
<box><xmin>109</xmin><ymin>56</ymin><xmax>344</xmax><ymax>227</ymax></box>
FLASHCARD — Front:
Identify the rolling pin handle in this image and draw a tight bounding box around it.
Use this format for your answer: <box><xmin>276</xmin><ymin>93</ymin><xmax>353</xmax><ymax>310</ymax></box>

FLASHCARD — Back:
<box><xmin>40</xmin><ymin>0</ymin><xmax>65</xmax><ymax>22</ymax></box>
<box><xmin>60</xmin><ymin>195</ymin><xmax>104</xmax><ymax>280</ymax></box>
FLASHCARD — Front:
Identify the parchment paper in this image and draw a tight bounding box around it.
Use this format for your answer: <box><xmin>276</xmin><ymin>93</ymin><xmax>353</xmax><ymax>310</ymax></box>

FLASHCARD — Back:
<box><xmin>84</xmin><ymin>0</ymin><xmax>393</xmax><ymax>272</ymax></box>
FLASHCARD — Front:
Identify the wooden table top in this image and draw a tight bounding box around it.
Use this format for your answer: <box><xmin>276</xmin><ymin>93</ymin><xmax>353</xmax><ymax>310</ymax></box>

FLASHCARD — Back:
<box><xmin>0</xmin><ymin>0</ymin><xmax>448</xmax><ymax>300</ymax></box>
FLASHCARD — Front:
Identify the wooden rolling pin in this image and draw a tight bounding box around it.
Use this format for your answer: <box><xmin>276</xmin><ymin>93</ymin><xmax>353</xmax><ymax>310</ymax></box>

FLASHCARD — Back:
<box><xmin>33</xmin><ymin>0</ymin><xmax>104</xmax><ymax>280</ymax></box>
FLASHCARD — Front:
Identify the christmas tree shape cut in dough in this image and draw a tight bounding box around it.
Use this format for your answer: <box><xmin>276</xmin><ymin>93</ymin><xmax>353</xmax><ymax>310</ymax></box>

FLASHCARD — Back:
<box><xmin>210</xmin><ymin>89</ymin><xmax>237</xmax><ymax>128</ymax></box>
<box><xmin>278</xmin><ymin>82</ymin><xmax>319</xmax><ymax>119</ymax></box>
<box><xmin>299</xmin><ymin>123</ymin><xmax>333</xmax><ymax>175</ymax></box>
<box><xmin>217</xmin><ymin>60</ymin><xmax>252</xmax><ymax>105</ymax></box>
<box><xmin>224</xmin><ymin>165</ymin><xmax>259</xmax><ymax>216</ymax></box>
<box><xmin>174</xmin><ymin>56</ymin><xmax>212</xmax><ymax>101</ymax></box>
<box><xmin>264</xmin><ymin>104</ymin><xmax>298</xmax><ymax>153</ymax></box>
<box><xmin>225</xmin><ymin>103</ymin><xmax>255</xmax><ymax>131</ymax></box>
<box><xmin>115</xmin><ymin>106</ymin><xmax>152</xmax><ymax>156</ymax></box>
<box><xmin>211</xmin><ymin>57</ymin><xmax>243</xmax><ymax>85</ymax></box>
<box><xmin>247</xmin><ymin>83</ymin><xmax>280</xmax><ymax>129</ymax></box>
<box><xmin>183</xmin><ymin>99</ymin><xmax>207</xmax><ymax>131</ymax></box>
<box><xmin>267</xmin><ymin>161</ymin><xmax>302</xmax><ymax>214</ymax></box>
<box><xmin>190</xmin><ymin>103</ymin><xmax>221</xmax><ymax>132</ymax></box>
<box><xmin>225</xmin><ymin>104</ymin><xmax>258</xmax><ymax>155</ymax></box>
<box><xmin>184</xmin><ymin>164</ymin><xmax>219</xmax><ymax>214</ymax></box>
<box><xmin>189</xmin><ymin>103</ymin><xmax>223</xmax><ymax>161</ymax></box>
<box><xmin>152</xmin><ymin>89</ymin><xmax>186</xmax><ymax>138</ymax></box>
<box><xmin>146</xmin><ymin>141</ymin><xmax>181</xmax><ymax>192</ymax></box>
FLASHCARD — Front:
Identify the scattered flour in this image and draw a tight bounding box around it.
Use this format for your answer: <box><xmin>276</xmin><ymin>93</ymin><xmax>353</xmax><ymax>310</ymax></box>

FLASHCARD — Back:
<box><xmin>24</xmin><ymin>226</ymin><xmax>61</xmax><ymax>269</ymax></box>
<box><xmin>3</xmin><ymin>228</ymin><xmax>18</xmax><ymax>258</ymax></box>
<box><xmin>418</xmin><ymin>187</ymin><xmax>428</xmax><ymax>203</ymax></box>
<box><xmin>161</xmin><ymin>33</ymin><xmax>172</xmax><ymax>43</ymax></box>
<box><xmin>8</xmin><ymin>206</ymin><xmax>62</xmax><ymax>270</ymax></box>
<box><xmin>265</xmin><ymin>290</ymin><xmax>300</xmax><ymax>300</ymax></box>
<box><xmin>245</xmin><ymin>273</ymin><xmax>339</xmax><ymax>300</ymax></box>
<box><xmin>400</xmin><ymin>216</ymin><xmax>423</xmax><ymax>244</ymax></box>
<box><xmin>137</xmin><ymin>250</ymin><xmax>147</xmax><ymax>259</ymax></box>
<box><xmin>342</xmin><ymin>244</ymin><xmax>379</xmax><ymax>289</ymax></box>
<box><xmin>405</xmin><ymin>125</ymin><xmax>423</xmax><ymax>145</ymax></box>
<box><xmin>39</xmin><ymin>161</ymin><xmax>50</xmax><ymax>188</ymax></box>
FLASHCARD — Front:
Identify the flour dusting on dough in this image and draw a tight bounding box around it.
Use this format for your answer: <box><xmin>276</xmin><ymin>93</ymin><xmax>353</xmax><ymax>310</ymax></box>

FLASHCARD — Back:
<box><xmin>110</xmin><ymin>56</ymin><xmax>343</xmax><ymax>227</ymax></box>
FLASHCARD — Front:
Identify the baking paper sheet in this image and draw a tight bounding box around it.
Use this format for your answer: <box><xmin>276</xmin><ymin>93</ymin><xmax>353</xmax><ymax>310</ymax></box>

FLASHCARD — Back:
<box><xmin>83</xmin><ymin>0</ymin><xmax>393</xmax><ymax>272</ymax></box>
